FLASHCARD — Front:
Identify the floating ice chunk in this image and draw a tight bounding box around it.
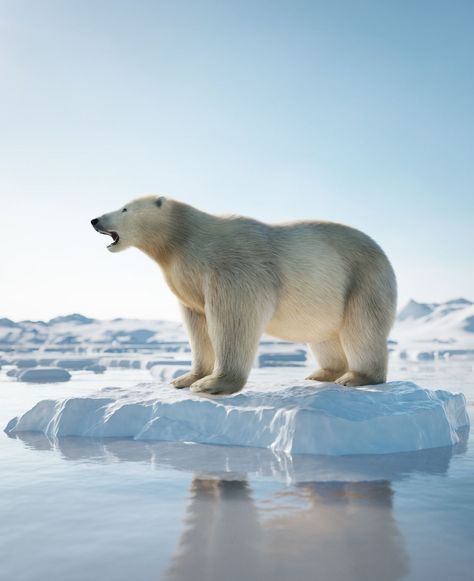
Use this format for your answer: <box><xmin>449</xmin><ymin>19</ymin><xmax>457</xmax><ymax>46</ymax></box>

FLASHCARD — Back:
<box><xmin>414</xmin><ymin>351</ymin><xmax>436</xmax><ymax>361</ymax></box>
<box><xmin>5</xmin><ymin>381</ymin><xmax>469</xmax><ymax>456</ymax></box>
<box><xmin>86</xmin><ymin>364</ymin><xmax>107</xmax><ymax>374</ymax></box>
<box><xmin>149</xmin><ymin>365</ymin><xmax>191</xmax><ymax>381</ymax></box>
<box><xmin>258</xmin><ymin>348</ymin><xmax>307</xmax><ymax>367</ymax></box>
<box><xmin>55</xmin><ymin>358</ymin><xmax>98</xmax><ymax>370</ymax></box>
<box><xmin>16</xmin><ymin>367</ymin><xmax>71</xmax><ymax>383</ymax></box>
<box><xmin>15</xmin><ymin>358</ymin><xmax>39</xmax><ymax>369</ymax></box>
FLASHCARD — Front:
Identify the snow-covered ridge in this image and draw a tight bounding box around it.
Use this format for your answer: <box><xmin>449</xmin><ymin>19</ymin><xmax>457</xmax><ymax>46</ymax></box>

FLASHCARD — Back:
<box><xmin>391</xmin><ymin>298</ymin><xmax>474</xmax><ymax>359</ymax></box>
<box><xmin>2</xmin><ymin>297</ymin><xmax>473</xmax><ymax>368</ymax></box>
<box><xmin>0</xmin><ymin>315</ymin><xmax>186</xmax><ymax>347</ymax></box>
<box><xmin>397</xmin><ymin>298</ymin><xmax>473</xmax><ymax>322</ymax></box>
<box><xmin>5</xmin><ymin>381</ymin><xmax>469</xmax><ymax>456</ymax></box>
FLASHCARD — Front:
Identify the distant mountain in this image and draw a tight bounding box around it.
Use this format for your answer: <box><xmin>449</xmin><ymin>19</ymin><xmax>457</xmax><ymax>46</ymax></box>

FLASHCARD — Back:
<box><xmin>0</xmin><ymin>318</ymin><xmax>20</xmax><ymax>328</ymax></box>
<box><xmin>0</xmin><ymin>314</ymin><xmax>186</xmax><ymax>347</ymax></box>
<box><xmin>48</xmin><ymin>314</ymin><xmax>96</xmax><ymax>325</ymax></box>
<box><xmin>392</xmin><ymin>298</ymin><xmax>474</xmax><ymax>351</ymax></box>
<box><xmin>2</xmin><ymin>302</ymin><xmax>474</xmax><ymax>354</ymax></box>
<box><xmin>397</xmin><ymin>300</ymin><xmax>435</xmax><ymax>321</ymax></box>
<box><xmin>397</xmin><ymin>298</ymin><xmax>473</xmax><ymax>322</ymax></box>
<box><xmin>445</xmin><ymin>298</ymin><xmax>473</xmax><ymax>306</ymax></box>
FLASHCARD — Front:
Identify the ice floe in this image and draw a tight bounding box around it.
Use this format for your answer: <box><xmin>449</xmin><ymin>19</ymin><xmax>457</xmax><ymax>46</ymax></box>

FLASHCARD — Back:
<box><xmin>5</xmin><ymin>381</ymin><xmax>469</xmax><ymax>456</ymax></box>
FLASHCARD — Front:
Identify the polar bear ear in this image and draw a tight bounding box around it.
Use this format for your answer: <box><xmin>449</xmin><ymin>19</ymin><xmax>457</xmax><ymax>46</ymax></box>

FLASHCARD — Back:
<box><xmin>155</xmin><ymin>196</ymin><xmax>165</xmax><ymax>208</ymax></box>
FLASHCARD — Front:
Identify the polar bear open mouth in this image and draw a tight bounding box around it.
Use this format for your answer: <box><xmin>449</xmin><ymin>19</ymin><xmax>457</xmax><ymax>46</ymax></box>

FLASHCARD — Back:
<box><xmin>99</xmin><ymin>230</ymin><xmax>120</xmax><ymax>248</ymax></box>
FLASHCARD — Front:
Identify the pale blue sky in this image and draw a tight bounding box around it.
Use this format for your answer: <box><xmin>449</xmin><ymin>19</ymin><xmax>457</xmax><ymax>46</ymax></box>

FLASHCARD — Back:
<box><xmin>1</xmin><ymin>0</ymin><xmax>473</xmax><ymax>321</ymax></box>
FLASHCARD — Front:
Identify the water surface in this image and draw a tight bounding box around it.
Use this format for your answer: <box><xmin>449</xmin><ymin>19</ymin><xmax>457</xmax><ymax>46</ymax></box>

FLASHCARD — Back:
<box><xmin>1</xmin><ymin>362</ymin><xmax>473</xmax><ymax>581</ymax></box>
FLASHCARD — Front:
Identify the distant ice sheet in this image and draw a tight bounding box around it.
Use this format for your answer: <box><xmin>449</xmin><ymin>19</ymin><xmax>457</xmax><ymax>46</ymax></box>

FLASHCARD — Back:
<box><xmin>5</xmin><ymin>381</ymin><xmax>469</xmax><ymax>456</ymax></box>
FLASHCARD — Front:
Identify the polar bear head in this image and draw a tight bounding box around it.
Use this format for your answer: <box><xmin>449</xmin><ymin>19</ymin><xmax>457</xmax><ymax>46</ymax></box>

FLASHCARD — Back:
<box><xmin>91</xmin><ymin>195</ymin><xmax>168</xmax><ymax>253</ymax></box>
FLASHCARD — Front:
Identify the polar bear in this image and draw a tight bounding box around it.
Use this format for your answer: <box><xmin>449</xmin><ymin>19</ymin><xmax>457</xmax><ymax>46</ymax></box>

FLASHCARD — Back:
<box><xmin>91</xmin><ymin>196</ymin><xmax>397</xmax><ymax>395</ymax></box>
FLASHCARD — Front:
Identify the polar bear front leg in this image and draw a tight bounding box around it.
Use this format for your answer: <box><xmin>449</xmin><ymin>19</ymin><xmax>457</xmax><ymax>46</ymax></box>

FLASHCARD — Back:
<box><xmin>190</xmin><ymin>285</ymin><xmax>272</xmax><ymax>396</ymax></box>
<box><xmin>172</xmin><ymin>306</ymin><xmax>215</xmax><ymax>389</ymax></box>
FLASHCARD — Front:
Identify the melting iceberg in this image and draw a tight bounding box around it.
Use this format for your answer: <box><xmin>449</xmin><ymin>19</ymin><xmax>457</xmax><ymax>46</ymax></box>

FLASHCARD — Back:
<box><xmin>5</xmin><ymin>381</ymin><xmax>469</xmax><ymax>456</ymax></box>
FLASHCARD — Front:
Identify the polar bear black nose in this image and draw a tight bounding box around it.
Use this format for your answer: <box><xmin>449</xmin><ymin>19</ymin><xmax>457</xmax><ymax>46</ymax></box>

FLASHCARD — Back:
<box><xmin>91</xmin><ymin>218</ymin><xmax>99</xmax><ymax>226</ymax></box>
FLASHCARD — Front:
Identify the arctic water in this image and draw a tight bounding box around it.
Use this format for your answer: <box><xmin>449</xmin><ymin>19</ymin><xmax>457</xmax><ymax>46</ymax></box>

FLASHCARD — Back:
<box><xmin>1</xmin><ymin>360</ymin><xmax>473</xmax><ymax>581</ymax></box>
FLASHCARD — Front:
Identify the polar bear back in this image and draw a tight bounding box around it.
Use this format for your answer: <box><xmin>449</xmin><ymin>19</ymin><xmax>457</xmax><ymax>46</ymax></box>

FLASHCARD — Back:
<box><xmin>264</xmin><ymin>221</ymin><xmax>394</xmax><ymax>342</ymax></box>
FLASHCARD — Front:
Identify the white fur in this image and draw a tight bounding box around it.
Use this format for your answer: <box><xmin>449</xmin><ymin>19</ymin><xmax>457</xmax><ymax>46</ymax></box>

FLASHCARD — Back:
<box><xmin>92</xmin><ymin>196</ymin><xmax>397</xmax><ymax>394</ymax></box>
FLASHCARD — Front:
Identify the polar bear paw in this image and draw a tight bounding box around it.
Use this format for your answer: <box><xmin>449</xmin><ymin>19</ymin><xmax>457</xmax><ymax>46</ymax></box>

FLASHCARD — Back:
<box><xmin>190</xmin><ymin>374</ymin><xmax>246</xmax><ymax>396</ymax></box>
<box><xmin>171</xmin><ymin>372</ymin><xmax>205</xmax><ymax>389</ymax></box>
<box><xmin>334</xmin><ymin>371</ymin><xmax>378</xmax><ymax>387</ymax></box>
<box><xmin>306</xmin><ymin>368</ymin><xmax>346</xmax><ymax>382</ymax></box>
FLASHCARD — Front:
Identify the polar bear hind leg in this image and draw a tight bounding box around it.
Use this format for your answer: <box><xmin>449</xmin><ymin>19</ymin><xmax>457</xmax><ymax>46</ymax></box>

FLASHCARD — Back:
<box><xmin>334</xmin><ymin>280</ymin><xmax>395</xmax><ymax>387</ymax></box>
<box><xmin>306</xmin><ymin>337</ymin><xmax>348</xmax><ymax>382</ymax></box>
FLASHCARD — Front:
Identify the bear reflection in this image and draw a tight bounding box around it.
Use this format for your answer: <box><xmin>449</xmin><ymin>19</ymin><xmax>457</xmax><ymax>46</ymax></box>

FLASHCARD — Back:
<box><xmin>164</xmin><ymin>477</ymin><xmax>408</xmax><ymax>581</ymax></box>
<box><xmin>13</xmin><ymin>434</ymin><xmax>444</xmax><ymax>581</ymax></box>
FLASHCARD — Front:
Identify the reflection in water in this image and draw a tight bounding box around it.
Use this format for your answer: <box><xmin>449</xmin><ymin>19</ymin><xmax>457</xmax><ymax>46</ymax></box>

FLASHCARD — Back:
<box><xmin>10</xmin><ymin>432</ymin><xmax>469</xmax><ymax>581</ymax></box>
<box><xmin>164</xmin><ymin>478</ymin><xmax>407</xmax><ymax>581</ymax></box>
<box><xmin>165</xmin><ymin>479</ymin><xmax>264</xmax><ymax>581</ymax></box>
<box><xmin>265</xmin><ymin>480</ymin><xmax>406</xmax><ymax>581</ymax></box>
<box><xmin>12</xmin><ymin>427</ymin><xmax>468</xmax><ymax>482</ymax></box>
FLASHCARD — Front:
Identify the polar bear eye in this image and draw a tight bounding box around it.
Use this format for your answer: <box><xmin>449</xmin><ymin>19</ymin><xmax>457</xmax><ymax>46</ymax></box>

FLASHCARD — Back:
<box><xmin>122</xmin><ymin>208</ymin><xmax>127</xmax><ymax>213</ymax></box>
